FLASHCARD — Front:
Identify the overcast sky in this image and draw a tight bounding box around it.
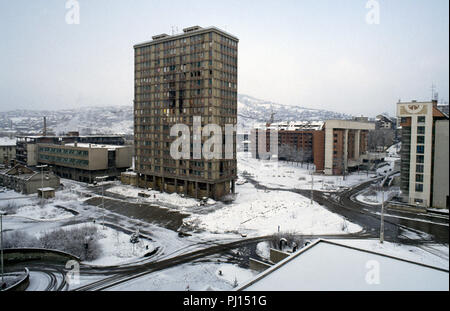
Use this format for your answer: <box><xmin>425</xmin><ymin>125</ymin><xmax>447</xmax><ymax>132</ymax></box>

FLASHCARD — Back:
<box><xmin>0</xmin><ymin>0</ymin><xmax>448</xmax><ymax>117</ymax></box>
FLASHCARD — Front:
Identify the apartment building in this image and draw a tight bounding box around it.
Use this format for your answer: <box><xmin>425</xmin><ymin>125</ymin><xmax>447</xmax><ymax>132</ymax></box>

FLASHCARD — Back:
<box><xmin>251</xmin><ymin>120</ymin><xmax>374</xmax><ymax>175</ymax></box>
<box><xmin>0</xmin><ymin>137</ymin><xmax>16</xmax><ymax>167</ymax></box>
<box><xmin>397</xmin><ymin>100</ymin><xmax>449</xmax><ymax>208</ymax></box>
<box><xmin>134</xmin><ymin>26</ymin><xmax>238</xmax><ymax>199</ymax></box>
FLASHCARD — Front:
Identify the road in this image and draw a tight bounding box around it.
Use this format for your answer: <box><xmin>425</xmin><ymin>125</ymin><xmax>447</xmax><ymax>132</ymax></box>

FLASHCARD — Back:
<box><xmin>6</xmin><ymin>175</ymin><xmax>448</xmax><ymax>291</ymax></box>
<box><xmin>244</xmin><ymin>174</ymin><xmax>449</xmax><ymax>244</ymax></box>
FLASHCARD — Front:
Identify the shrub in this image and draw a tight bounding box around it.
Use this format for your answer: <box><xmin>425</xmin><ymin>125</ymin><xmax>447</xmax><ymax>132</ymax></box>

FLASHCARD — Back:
<box><xmin>39</xmin><ymin>225</ymin><xmax>102</xmax><ymax>261</ymax></box>
<box><xmin>5</xmin><ymin>225</ymin><xmax>103</xmax><ymax>261</ymax></box>
<box><xmin>0</xmin><ymin>201</ymin><xmax>19</xmax><ymax>214</ymax></box>
<box><xmin>3</xmin><ymin>231</ymin><xmax>41</xmax><ymax>248</ymax></box>
<box><xmin>269</xmin><ymin>231</ymin><xmax>305</xmax><ymax>251</ymax></box>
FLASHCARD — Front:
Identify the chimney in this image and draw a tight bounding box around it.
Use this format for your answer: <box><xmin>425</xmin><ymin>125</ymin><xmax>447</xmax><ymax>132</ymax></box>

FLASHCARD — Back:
<box><xmin>43</xmin><ymin>117</ymin><xmax>47</xmax><ymax>136</ymax></box>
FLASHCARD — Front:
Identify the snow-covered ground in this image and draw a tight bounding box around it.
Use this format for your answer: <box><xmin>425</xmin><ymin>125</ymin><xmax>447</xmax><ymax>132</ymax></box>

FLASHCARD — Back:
<box><xmin>0</xmin><ymin>189</ymin><xmax>75</xmax><ymax>221</ymax></box>
<box><xmin>106</xmin><ymin>183</ymin><xmax>199</xmax><ymax>210</ymax></box>
<box><xmin>59</xmin><ymin>222</ymin><xmax>155</xmax><ymax>266</ymax></box>
<box><xmin>184</xmin><ymin>181</ymin><xmax>361</xmax><ymax>236</ymax></box>
<box><xmin>386</xmin><ymin>142</ymin><xmax>401</xmax><ymax>157</ymax></box>
<box><xmin>237</xmin><ymin>152</ymin><xmax>373</xmax><ymax>192</ymax></box>
<box><xmin>106</xmin><ymin>261</ymin><xmax>258</xmax><ymax>291</ymax></box>
<box><xmin>356</xmin><ymin>188</ymin><xmax>400</xmax><ymax>205</ymax></box>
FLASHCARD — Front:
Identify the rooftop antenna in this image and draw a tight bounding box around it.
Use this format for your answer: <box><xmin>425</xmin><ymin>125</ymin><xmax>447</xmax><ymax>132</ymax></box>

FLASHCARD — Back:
<box><xmin>171</xmin><ymin>26</ymin><xmax>175</xmax><ymax>35</ymax></box>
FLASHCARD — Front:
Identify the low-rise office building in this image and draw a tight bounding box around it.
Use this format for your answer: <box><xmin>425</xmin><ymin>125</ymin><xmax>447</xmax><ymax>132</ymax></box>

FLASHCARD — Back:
<box><xmin>37</xmin><ymin>142</ymin><xmax>132</xmax><ymax>183</ymax></box>
<box><xmin>16</xmin><ymin>134</ymin><xmax>126</xmax><ymax>166</ymax></box>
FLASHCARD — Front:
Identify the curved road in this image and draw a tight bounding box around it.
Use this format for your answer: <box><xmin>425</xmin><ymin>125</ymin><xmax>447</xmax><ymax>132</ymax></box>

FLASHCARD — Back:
<box><xmin>244</xmin><ymin>174</ymin><xmax>448</xmax><ymax>244</ymax></box>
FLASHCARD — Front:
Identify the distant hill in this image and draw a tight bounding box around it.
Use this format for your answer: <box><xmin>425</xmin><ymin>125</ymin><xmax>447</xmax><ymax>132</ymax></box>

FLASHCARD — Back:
<box><xmin>237</xmin><ymin>94</ymin><xmax>354</xmax><ymax>130</ymax></box>
<box><xmin>0</xmin><ymin>94</ymin><xmax>355</xmax><ymax>136</ymax></box>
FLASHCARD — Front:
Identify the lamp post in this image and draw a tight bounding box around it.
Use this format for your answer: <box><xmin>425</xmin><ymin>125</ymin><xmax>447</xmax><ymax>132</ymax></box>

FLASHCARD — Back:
<box><xmin>1</xmin><ymin>211</ymin><xmax>6</xmax><ymax>288</ymax></box>
<box><xmin>36</xmin><ymin>164</ymin><xmax>48</xmax><ymax>206</ymax></box>
<box><xmin>95</xmin><ymin>176</ymin><xmax>108</xmax><ymax>230</ymax></box>
<box><xmin>380</xmin><ymin>186</ymin><xmax>385</xmax><ymax>244</ymax></box>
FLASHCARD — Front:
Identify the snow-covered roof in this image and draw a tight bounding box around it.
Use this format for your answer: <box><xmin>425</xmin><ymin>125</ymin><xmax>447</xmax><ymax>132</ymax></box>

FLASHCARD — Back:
<box><xmin>238</xmin><ymin>239</ymin><xmax>449</xmax><ymax>291</ymax></box>
<box><xmin>38</xmin><ymin>187</ymin><xmax>55</xmax><ymax>192</ymax></box>
<box><xmin>64</xmin><ymin>143</ymin><xmax>129</xmax><ymax>150</ymax></box>
<box><xmin>0</xmin><ymin>137</ymin><xmax>16</xmax><ymax>146</ymax></box>
<box><xmin>254</xmin><ymin>121</ymin><xmax>325</xmax><ymax>131</ymax></box>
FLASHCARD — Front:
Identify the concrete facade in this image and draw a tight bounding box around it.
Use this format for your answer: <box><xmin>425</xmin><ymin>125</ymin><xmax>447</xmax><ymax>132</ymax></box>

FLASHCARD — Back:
<box><xmin>323</xmin><ymin>120</ymin><xmax>374</xmax><ymax>175</ymax></box>
<box><xmin>432</xmin><ymin>120</ymin><xmax>449</xmax><ymax>208</ymax></box>
<box><xmin>0</xmin><ymin>164</ymin><xmax>60</xmax><ymax>194</ymax></box>
<box><xmin>37</xmin><ymin>143</ymin><xmax>132</xmax><ymax>183</ymax></box>
<box><xmin>134</xmin><ymin>26</ymin><xmax>238</xmax><ymax>199</ymax></box>
<box><xmin>0</xmin><ymin>143</ymin><xmax>15</xmax><ymax>167</ymax></box>
<box><xmin>397</xmin><ymin>100</ymin><xmax>448</xmax><ymax>208</ymax></box>
<box><xmin>250</xmin><ymin>120</ymin><xmax>373</xmax><ymax>175</ymax></box>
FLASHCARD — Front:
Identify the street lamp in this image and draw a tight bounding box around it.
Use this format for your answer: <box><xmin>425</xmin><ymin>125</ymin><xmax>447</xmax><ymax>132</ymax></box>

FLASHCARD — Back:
<box><xmin>380</xmin><ymin>184</ymin><xmax>385</xmax><ymax>244</ymax></box>
<box><xmin>36</xmin><ymin>164</ymin><xmax>48</xmax><ymax>206</ymax></box>
<box><xmin>95</xmin><ymin>176</ymin><xmax>108</xmax><ymax>230</ymax></box>
<box><xmin>1</xmin><ymin>211</ymin><xmax>6</xmax><ymax>288</ymax></box>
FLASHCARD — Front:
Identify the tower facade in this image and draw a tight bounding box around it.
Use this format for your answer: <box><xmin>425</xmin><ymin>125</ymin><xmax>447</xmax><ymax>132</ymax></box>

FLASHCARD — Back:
<box><xmin>397</xmin><ymin>100</ymin><xmax>448</xmax><ymax>208</ymax></box>
<box><xmin>134</xmin><ymin>26</ymin><xmax>238</xmax><ymax>199</ymax></box>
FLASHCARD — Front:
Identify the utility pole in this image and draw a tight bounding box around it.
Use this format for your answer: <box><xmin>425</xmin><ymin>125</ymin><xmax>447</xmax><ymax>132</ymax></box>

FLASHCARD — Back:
<box><xmin>95</xmin><ymin>176</ymin><xmax>108</xmax><ymax>230</ymax></box>
<box><xmin>310</xmin><ymin>172</ymin><xmax>314</xmax><ymax>205</ymax></box>
<box><xmin>36</xmin><ymin>164</ymin><xmax>47</xmax><ymax>206</ymax></box>
<box><xmin>380</xmin><ymin>187</ymin><xmax>385</xmax><ymax>244</ymax></box>
<box><xmin>1</xmin><ymin>211</ymin><xmax>6</xmax><ymax>288</ymax></box>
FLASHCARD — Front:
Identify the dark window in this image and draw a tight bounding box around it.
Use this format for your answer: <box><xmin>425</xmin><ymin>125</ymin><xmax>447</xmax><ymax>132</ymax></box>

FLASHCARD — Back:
<box><xmin>417</xmin><ymin>116</ymin><xmax>425</xmax><ymax>123</ymax></box>
<box><xmin>417</xmin><ymin>145</ymin><xmax>424</xmax><ymax>154</ymax></box>
<box><xmin>416</xmin><ymin>164</ymin><xmax>424</xmax><ymax>173</ymax></box>
<box><xmin>416</xmin><ymin>155</ymin><xmax>424</xmax><ymax>163</ymax></box>
<box><xmin>417</xmin><ymin>136</ymin><xmax>425</xmax><ymax>144</ymax></box>
<box><xmin>417</xmin><ymin>126</ymin><xmax>425</xmax><ymax>134</ymax></box>
<box><xmin>416</xmin><ymin>174</ymin><xmax>423</xmax><ymax>182</ymax></box>
<box><xmin>415</xmin><ymin>183</ymin><xmax>423</xmax><ymax>192</ymax></box>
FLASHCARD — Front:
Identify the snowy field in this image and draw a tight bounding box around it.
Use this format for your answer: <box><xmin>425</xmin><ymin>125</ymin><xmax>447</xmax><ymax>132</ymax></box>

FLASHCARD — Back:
<box><xmin>107</xmin><ymin>261</ymin><xmax>258</xmax><ymax>291</ymax></box>
<box><xmin>237</xmin><ymin>152</ymin><xmax>374</xmax><ymax>191</ymax></box>
<box><xmin>184</xmin><ymin>181</ymin><xmax>362</xmax><ymax>236</ymax></box>
<box><xmin>106</xmin><ymin>183</ymin><xmax>200</xmax><ymax>210</ymax></box>
<box><xmin>59</xmin><ymin>222</ymin><xmax>155</xmax><ymax>266</ymax></box>
<box><xmin>0</xmin><ymin>189</ymin><xmax>76</xmax><ymax>221</ymax></box>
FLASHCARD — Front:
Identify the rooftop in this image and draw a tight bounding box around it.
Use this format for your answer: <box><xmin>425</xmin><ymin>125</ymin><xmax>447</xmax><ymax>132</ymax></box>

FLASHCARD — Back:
<box><xmin>238</xmin><ymin>239</ymin><xmax>449</xmax><ymax>291</ymax></box>
<box><xmin>134</xmin><ymin>26</ymin><xmax>239</xmax><ymax>48</ymax></box>
<box><xmin>64</xmin><ymin>143</ymin><xmax>129</xmax><ymax>150</ymax></box>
